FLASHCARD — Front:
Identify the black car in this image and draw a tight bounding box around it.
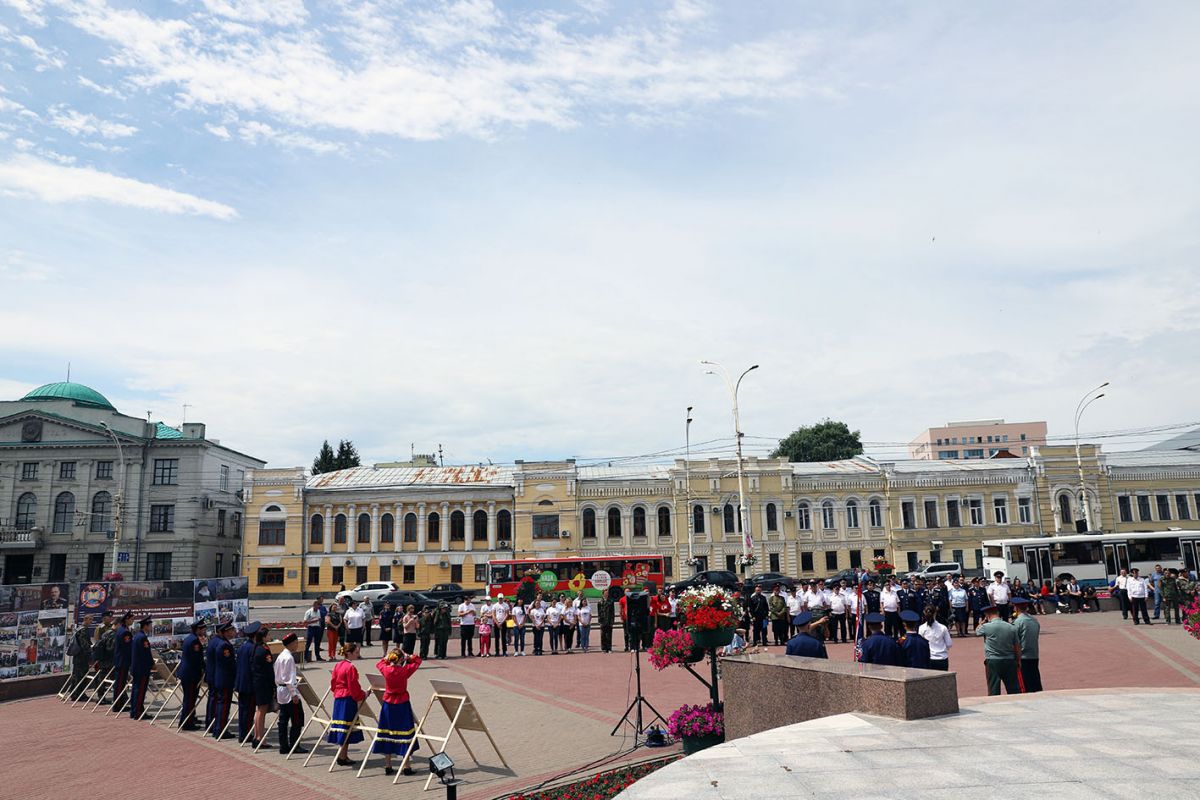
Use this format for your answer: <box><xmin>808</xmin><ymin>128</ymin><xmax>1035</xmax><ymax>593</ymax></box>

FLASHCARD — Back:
<box><xmin>822</xmin><ymin>568</ymin><xmax>869</xmax><ymax>587</ymax></box>
<box><xmin>373</xmin><ymin>590</ymin><xmax>439</xmax><ymax>614</ymax></box>
<box><xmin>666</xmin><ymin>570</ymin><xmax>742</xmax><ymax>594</ymax></box>
<box><xmin>741</xmin><ymin>572</ymin><xmax>798</xmax><ymax>592</ymax></box>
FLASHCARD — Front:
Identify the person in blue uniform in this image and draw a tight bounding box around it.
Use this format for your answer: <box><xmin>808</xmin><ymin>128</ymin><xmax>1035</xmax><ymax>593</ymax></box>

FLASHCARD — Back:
<box><xmin>177</xmin><ymin>620</ymin><xmax>206</xmax><ymax>730</ymax></box>
<box><xmin>858</xmin><ymin>612</ymin><xmax>905</xmax><ymax>666</ymax></box>
<box><xmin>250</xmin><ymin>624</ymin><xmax>275</xmax><ymax>746</ymax></box>
<box><xmin>235</xmin><ymin>621</ymin><xmax>261</xmax><ymax>744</ymax></box>
<box><xmin>907</xmin><ymin>580</ymin><xmax>927</xmax><ymax>614</ymax></box>
<box><xmin>211</xmin><ymin>623</ymin><xmax>238</xmax><ymax>739</ymax></box>
<box><xmin>111</xmin><ymin>613</ymin><xmax>134</xmax><ymax>711</ymax></box>
<box><xmin>203</xmin><ymin>623</ymin><xmax>222</xmax><ymax>733</ymax></box>
<box><xmin>898</xmin><ymin>610</ymin><xmax>931</xmax><ymax>669</ymax></box>
<box><xmin>784</xmin><ymin>612</ymin><xmax>829</xmax><ymax>659</ymax></box>
<box><xmin>863</xmin><ymin>582</ymin><xmax>881</xmax><ymax>614</ymax></box>
<box><xmin>128</xmin><ymin>617</ymin><xmax>155</xmax><ymax>719</ymax></box>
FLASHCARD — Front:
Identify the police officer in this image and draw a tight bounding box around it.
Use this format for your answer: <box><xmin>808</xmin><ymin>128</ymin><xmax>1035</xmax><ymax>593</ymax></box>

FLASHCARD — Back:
<box><xmin>784</xmin><ymin>611</ymin><xmax>829</xmax><ymax>659</ymax></box>
<box><xmin>250</xmin><ymin>624</ymin><xmax>274</xmax><ymax>746</ymax></box>
<box><xmin>1011</xmin><ymin>598</ymin><xmax>1041</xmax><ymax>692</ymax></box>
<box><xmin>863</xmin><ymin>581</ymin><xmax>882</xmax><ymax>615</ymax></box>
<box><xmin>898</xmin><ymin>610</ymin><xmax>931</xmax><ymax>669</ymax></box>
<box><xmin>211</xmin><ymin>623</ymin><xmax>238</xmax><ymax>739</ymax></box>
<box><xmin>111</xmin><ymin>613</ymin><xmax>134</xmax><ymax>711</ymax></box>
<box><xmin>128</xmin><ymin>616</ymin><xmax>154</xmax><ymax>719</ymax></box>
<box><xmin>975</xmin><ymin>604</ymin><xmax>1021</xmax><ymax>695</ymax></box>
<box><xmin>858</xmin><ymin>612</ymin><xmax>905</xmax><ymax>666</ymax></box>
<box><xmin>236</xmin><ymin>621</ymin><xmax>261</xmax><ymax>743</ymax></box>
<box><xmin>178</xmin><ymin>620</ymin><xmax>206</xmax><ymax>730</ymax></box>
<box><xmin>203</xmin><ymin>621</ymin><xmax>222</xmax><ymax>733</ymax></box>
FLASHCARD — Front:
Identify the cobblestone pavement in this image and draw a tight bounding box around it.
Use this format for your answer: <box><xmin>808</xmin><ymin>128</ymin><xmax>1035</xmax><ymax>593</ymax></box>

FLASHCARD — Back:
<box><xmin>2</xmin><ymin>611</ymin><xmax>1195</xmax><ymax>800</ymax></box>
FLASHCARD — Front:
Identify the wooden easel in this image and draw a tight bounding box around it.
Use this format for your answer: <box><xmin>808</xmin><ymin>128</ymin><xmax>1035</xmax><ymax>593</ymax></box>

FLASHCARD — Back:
<box><xmin>396</xmin><ymin>679</ymin><xmax>509</xmax><ymax>790</ymax></box>
<box><xmin>137</xmin><ymin>659</ymin><xmax>179</xmax><ymax>720</ymax></box>
<box><xmin>354</xmin><ymin>675</ymin><xmax>390</xmax><ymax>777</ymax></box>
<box><xmin>289</xmin><ymin>683</ymin><xmax>334</xmax><ymax>763</ymax></box>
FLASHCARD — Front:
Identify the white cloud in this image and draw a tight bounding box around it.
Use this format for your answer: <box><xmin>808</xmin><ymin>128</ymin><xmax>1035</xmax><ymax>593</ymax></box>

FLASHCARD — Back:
<box><xmin>198</xmin><ymin>0</ymin><xmax>308</xmax><ymax>27</ymax></box>
<box><xmin>0</xmin><ymin>23</ymin><xmax>64</xmax><ymax>68</ymax></box>
<box><xmin>204</xmin><ymin>122</ymin><xmax>230</xmax><ymax>139</ymax></box>
<box><xmin>77</xmin><ymin>75</ymin><xmax>125</xmax><ymax>99</ymax></box>
<box><xmin>0</xmin><ymin>249</ymin><xmax>54</xmax><ymax>281</ymax></box>
<box><xmin>0</xmin><ymin>154</ymin><xmax>237</xmax><ymax>219</ymax></box>
<box><xmin>0</xmin><ymin>0</ymin><xmax>48</xmax><ymax>27</ymax></box>
<box><xmin>48</xmin><ymin>106</ymin><xmax>137</xmax><ymax>138</ymax></box>
<box><xmin>237</xmin><ymin>120</ymin><xmax>341</xmax><ymax>153</ymax></box>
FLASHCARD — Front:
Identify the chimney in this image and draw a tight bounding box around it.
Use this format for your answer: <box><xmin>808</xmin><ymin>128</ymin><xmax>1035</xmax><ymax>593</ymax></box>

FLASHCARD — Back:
<box><xmin>181</xmin><ymin>423</ymin><xmax>206</xmax><ymax>440</ymax></box>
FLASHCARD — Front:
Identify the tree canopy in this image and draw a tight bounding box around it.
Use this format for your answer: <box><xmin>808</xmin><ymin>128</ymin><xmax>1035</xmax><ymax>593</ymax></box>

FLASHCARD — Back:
<box><xmin>770</xmin><ymin>419</ymin><xmax>863</xmax><ymax>462</ymax></box>
<box><xmin>312</xmin><ymin>439</ymin><xmax>362</xmax><ymax>474</ymax></box>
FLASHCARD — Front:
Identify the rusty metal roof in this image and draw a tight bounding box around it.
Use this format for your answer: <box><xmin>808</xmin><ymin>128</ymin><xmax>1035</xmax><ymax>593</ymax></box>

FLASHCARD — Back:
<box><xmin>307</xmin><ymin>465</ymin><xmax>513</xmax><ymax>490</ymax></box>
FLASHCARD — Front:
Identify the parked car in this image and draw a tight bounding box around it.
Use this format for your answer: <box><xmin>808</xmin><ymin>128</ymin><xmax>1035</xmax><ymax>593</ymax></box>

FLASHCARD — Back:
<box><xmin>373</xmin><ymin>590</ymin><xmax>439</xmax><ymax>615</ymax></box>
<box><xmin>336</xmin><ymin>581</ymin><xmax>399</xmax><ymax>605</ymax></box>
<box><xmin>823</xmin><ymin>568</ymin><xmax>871</xmax><ymax>587</ymax></box>
<box><xmin>666</xmin><ymin>570</ymin><xmax>742</xmax><ymax>594</ymax></box>
<box><xmin>422</xmin><ymin>583</ymin><xmax>470</xmax><ymax>602</ymax></box>
<box><xmin>905</xmin><ymin>562</ymin><xmax>963</xmax><ymax>581</ymax></box>
<box><xmin>741</xmin><ymin>572</ymin><xmax>798</xmax><ymax>592</ymax></box>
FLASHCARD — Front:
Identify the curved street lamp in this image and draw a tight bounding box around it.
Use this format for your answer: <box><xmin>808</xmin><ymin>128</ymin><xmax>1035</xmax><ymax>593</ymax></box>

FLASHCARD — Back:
<box><xmin>701</xmin><ymin>361</ymin><xmax>759</xmax><ymax>573</ymax></box>
<box><xmin>1073</xmin><ymin>382</ymin><xmax>1108</xmax><ymax>532</ymax></box>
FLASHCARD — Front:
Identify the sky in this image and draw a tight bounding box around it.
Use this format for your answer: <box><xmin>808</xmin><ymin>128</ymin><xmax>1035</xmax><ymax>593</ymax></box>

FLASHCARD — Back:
<box><xmin>1</xmin><ymin>0</ymin><xmax>1198</xmax><ymax>469</ymax></box>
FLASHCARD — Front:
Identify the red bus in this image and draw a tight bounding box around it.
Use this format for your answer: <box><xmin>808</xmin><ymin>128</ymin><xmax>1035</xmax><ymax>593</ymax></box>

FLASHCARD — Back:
<box><xmin>485</xmin><ymin>555</ymin><xmax>665</xmax><ymax>602</ymax></box>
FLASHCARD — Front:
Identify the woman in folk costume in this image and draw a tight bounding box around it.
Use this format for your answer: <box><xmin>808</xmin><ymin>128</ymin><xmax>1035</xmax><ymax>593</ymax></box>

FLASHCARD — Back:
<box><xmin>374</xmin><ymin>647</ymin><xmax>423</xmax><ymax>775</ymax></box>
<box><xmin>328</xmin><ymin>642</ymin><xmax>367</xmax><ymax>767</ymax></box>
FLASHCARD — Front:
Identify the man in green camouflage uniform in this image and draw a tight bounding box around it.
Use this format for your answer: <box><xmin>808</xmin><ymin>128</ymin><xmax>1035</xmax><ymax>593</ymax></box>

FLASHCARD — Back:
<box><xmin>433</xmin><ymin>602</ymin><xmax>452</xmax><ymax>660</ymax></box>
<box><xmin>768</xmin><ymin>585</ymin><xmax>789</xmax><ymax>646</ymax></box>
<box><xmin>68</xmin><ymin>614</ymin><xmax>96</xmax><ymax>700</ymax></box>
<box><xmin>1175</xmin><ymin>571</ymin><xmax>1196</xmax><ymax>622</ymax></box>
<box><xmin>418</xmin><ymin>607</ymin><xmax>434</xmax><ymax>659</ymax></box>
<box><xmin>1160</xmin><ymin>568</ymin><xmax>1181</xmax><ymax>624</ymax></box>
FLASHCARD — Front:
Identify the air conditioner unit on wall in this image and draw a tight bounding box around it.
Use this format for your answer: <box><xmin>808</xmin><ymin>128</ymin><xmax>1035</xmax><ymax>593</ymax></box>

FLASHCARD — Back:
<box><xmin>560</xmin><ymin>530</ymin><xmax>571</xmax><ymax>538</ymax></box>
<box><xmin>439</xmin><ymin>560</ymin><xmax>449</xmax><ymax>569</ymax></box>
<box><xmin>712</xmin><ymin>507</ymin><xmax>721</xmax><ymax>514</ymax></box>
<box><xmin>784</xmin><ymin>510</ymin><xmax>793</xmax><ymax>518</ymax></box>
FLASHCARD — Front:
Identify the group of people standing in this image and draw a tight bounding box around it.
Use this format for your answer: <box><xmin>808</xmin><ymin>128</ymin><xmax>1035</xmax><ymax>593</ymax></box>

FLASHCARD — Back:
<box><xmin>1110</xmin><ymin>565</ymin><xmax>1197</xmax><ymax>625</ymax></box>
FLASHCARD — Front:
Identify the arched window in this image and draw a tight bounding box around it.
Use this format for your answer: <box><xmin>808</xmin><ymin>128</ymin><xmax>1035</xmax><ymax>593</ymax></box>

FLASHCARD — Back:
<box><xmin>264</xmin><ymin>504</ymin><xmax>283</xmax><ymax>513</ymax></box>
<box><xmin>90</xmin><ymin>491</ymin><xmax>112</xmax><ymax>533</ymax></box>
<box><xmin>380</xmin><ymin>513</ymin><xmax>394</xmax><ymax>543</ymax></box>
<box><xmin>633</xmin><ymin>507</ymin><xmax>647</xmax><ymax>537</ymax></box>
<box><xmin>15</xmin><ymin>492</ymin><xmax>36</xmax><ymax>530</ymax></box>
<box><xmin>869</xmin><ymin>499</ymin><xmax>882</xmax><ymax>528</ymax></box>
<box><xmin>450</xmin><ymin>510</ymin><xmax>466</xmax><ymax>541</ymax></box>
<box><xmin>1058</xmin><ymin>493</ymin><xmax>1073</xmax><ymax>525</ymax></box>
<box><xmin>582</xmin><ymin>508</ymin><xmax>597</xmax><ymax>538</ymax></box>
<box><xmin>403</xmin><ymin>513</ymin><xmax>417</xmax><ymax>542</ymax></box>
<box><xmin>607</xmin><ymin>508</ymin><xmax>622</xmax><ymax>538</ymax></box>
<box><xmin>428</xmin><ymin>512</ymin><xmax>440</xmax><ymax>542</ymax></box>
<box><xmin>334</xmin><ymin>514</ymin><xmax>347</xmax><ymax>544</ymax></box>
<box><xmin>52</xmin><ymin>492</ymin><xmax>75</xmax><ymax>533</ymax></box>
<box><xmin>797</xmin><ymin>502</ymin><xmax>811</xmax><ymax>530</ymax></box>
<box><xmin>357</xmin><ymin>513</ymin><xmax>371</xmax><ymax>543</ymax></box>
<box><xmin>846</xmin><ymin>499</ymin><xmax>859</xmax><ymax>529</ymax></box>
<box><xmin>766</xmin><ymin>502</ymin><xmax>778</xmax><ymax>532</ymax></box>
<box><xmin>723</xmin><ymin>503</ymin><xmax>735</xmax><ymax>533</ymax></box>
<box><xmin>310</xmin><ymin>514</ymin><xmax>324</xmax><ymax>545</ymax></box>
<box><xmin>822</xmin><ymin>500</ymin><xmax>836</xmax><ymax>529</ymax></box>
<box><xmin>497</xmin><ymin>510</ymin><xmax>512</xmax><ymax>541</ymax></box>
<box><xmin>473</xmin><ymin>509</ymin><xmax>488</xmax><ymax>541</ymax></box>
<box><xmin>657</xmin><ymin>506</ymin><xmax>671</xmax><ymax>536</ymax></box>
<box><xmin>693</xmin><ymin>505</ymin><xmax>705</xmax><ymax>534</ymax></box>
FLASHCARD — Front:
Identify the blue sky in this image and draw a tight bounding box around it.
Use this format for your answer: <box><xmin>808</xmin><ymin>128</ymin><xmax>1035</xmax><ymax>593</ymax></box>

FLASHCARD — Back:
<box><xmin>1</xmin><ymin>0</ymin><xmax>1198</xmax><ymax>468</ymax></box>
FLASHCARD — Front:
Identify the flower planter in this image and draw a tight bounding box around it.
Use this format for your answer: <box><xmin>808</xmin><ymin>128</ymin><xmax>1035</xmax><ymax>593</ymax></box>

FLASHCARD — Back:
<box><xmin>685</xmin><ymin>645</ymin><xmax>707</xmax><ymax>663</ymax></box>
<box><xmin>681</xmin><ymin>732</ymin><xmax>724</xmax><ymax>755</ymax></box>
<box><xmin>688</xmin><ymin>627</ymin><xmax>735</xmax><ymax>650</ymax></box>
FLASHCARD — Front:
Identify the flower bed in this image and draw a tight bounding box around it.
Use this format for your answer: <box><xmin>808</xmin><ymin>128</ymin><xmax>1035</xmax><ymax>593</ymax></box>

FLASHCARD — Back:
<box><xmin>505</xmin><ymin>756</ymin><xmax>679</xmax><ymax>800</ymax></box>
<box><xmin>1184</xmin><ymin>599</ymin><xmax>1200</xmax><ymax>641</ymax></box>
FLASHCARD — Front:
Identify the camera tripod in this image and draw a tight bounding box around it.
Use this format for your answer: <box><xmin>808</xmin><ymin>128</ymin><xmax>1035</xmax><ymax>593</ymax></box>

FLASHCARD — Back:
<box><xmin>610</xmin><ymin>629</ymin><xmax>666</xmax><ymax>742</ymax></box>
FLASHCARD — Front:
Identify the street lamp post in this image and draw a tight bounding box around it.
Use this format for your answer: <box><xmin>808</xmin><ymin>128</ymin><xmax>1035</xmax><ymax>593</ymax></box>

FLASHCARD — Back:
<box><xmin>701</xmin><ymin>361</ymin><xmax>758</xmax><ymax>576</ymax></box>
<box><xmin>685</xmin><ymin>406</ymin><xmax>696</xmax><ymax>573</ymax></box>
<box><xmin>1073</xmin><ymin>382</ymin><xmax>1108</xmax><ymax>532</ymax></box>
<box><xmin>101</xmin><ymin>423</ymin><xmax>126</xmax><ymax>577</ymax></box>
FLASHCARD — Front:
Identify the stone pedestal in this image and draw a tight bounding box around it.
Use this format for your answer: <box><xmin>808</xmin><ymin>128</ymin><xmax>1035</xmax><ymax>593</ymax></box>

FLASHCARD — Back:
<box><xmin>722</xmin><ymin>653</ymin><xmax>958</xmax><ymax>739</ymax></box>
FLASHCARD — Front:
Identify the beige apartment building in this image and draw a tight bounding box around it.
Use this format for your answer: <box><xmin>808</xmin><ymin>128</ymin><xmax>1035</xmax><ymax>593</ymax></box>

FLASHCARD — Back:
<box><xmin>909</xmin><ymin>419</ymin><xmax>1048</xmax><ymax>460</ymax></box>
<box><xmin>241</xmin><ymin>442</ymin><xmax>1200</xmax><ymax>599</ymax></box>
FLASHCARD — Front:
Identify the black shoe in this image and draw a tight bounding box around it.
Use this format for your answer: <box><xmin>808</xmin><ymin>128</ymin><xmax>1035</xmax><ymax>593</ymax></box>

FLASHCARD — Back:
<box><xmin>215</xmin><ymin>733</ymin><xmax>236</xmax><ymax>740</ymax></box>
<box><xmin>402</xmin><ymin>767</ymin><xmax>414</xmax><ymax>775</ymax></box>
<box><xmin>384</xmin><ymin>767</ymin><xmax>396</xmax><ymax>776</ymax></box>
<box><xmin>336</xmin><ymin>757</ymin><xmax>355</xmax><ymax>767</ymax></box>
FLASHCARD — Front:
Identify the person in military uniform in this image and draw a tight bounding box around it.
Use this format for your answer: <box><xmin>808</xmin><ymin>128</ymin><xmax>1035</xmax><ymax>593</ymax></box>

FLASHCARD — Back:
<box><xmin>211</xmin><ymin>623</ymin><xmax>238</xmax><ymax>739</ymax></box>
<box><xmin>1175</xmin><ymin>570</ymin><xmax>1196</xmax><ymax>620</ymax></box>
<box><xmin>236</xmin><ymin>621</ymin><xmax>261</xmax><ymax>743</ymax></box>
<box><xmin>784</xmin><ymin>611</ymin><xmax>829</xmax><ymax>659</ymax></box>
<box><xmin>858</xmin><ymin>612</ymin><xmax>905</xmax><ymax>666</ymax></box>
<box><xmin>250</xmin><ymin>624</ymin><xmax>274</xmax><ymax>746</ymax></box>
<box><xmin>767</xmin><ymin>585</ymin><xmax>789</xmax><ymax>646</ymax></box>
<box><xmin>433</xmin><ymin>602</ymin><xmax>452</xmax><ymax>660</ymax></box>
<box><xmin>128</xmin><ymin>617</ymin><xmax>154</xmax><ymax>719</ymax></box>
<box><xmin>68</xmin><ymin>614</ymin><xmax>95</xmax><ymax>701</ymax></box>
<box><xmin>976</xmin><ymin>604</ymin><xmax>1021</xmax><ymax>695</ymax></box>
<box><xmin>203</xmin><ymin>621</ymin><xmax>222</xmax><ymax>733</ymax></box>
<box><xmin>111</xmin><ymin>613</ymin><xmax>134</xmax><ymax>711</ymax></box>
<box><xmin>863</xmin><ymin>581</ymin><xmax>881</xmax><ymax>615</ymax></box>
<box><xmin>898</xmin><ymin>610</ymin><xmax>931</xmax><ymax>669</ymax></box>
<box><xmin>747</xmin><ymin>586</ymin><xmax>769</xmax><ymax>647</ymax></box>
<box><xmin>1010</xmin><ymin>598</ymin><xmax>1041</xmax><ymax>692</ymax></box>
<box><xmin>1159</xmin><ymin>568</ymin><xmax>1182</xmax><ymax>625</ymax></box>
<box><xmin>177</xmin><ymin>620</ymin><xmax>206</xmax><ymax>730</ymax></box>
<box><xmin>598</xmin><ymin>590</ymin><xmax>616</xmax><ymax>653</ymax></box>
<box><xmin>417</xmin><ymin>607</ymin><xmax>434</xmax><ymax>659</ymax></box>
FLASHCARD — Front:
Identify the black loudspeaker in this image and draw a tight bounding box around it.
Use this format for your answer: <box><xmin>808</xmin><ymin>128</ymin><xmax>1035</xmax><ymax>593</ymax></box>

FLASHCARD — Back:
<box><xmin>626</xmin><ymin>591</ymin><xmax>650</xmax><ymax>640</ymax></box>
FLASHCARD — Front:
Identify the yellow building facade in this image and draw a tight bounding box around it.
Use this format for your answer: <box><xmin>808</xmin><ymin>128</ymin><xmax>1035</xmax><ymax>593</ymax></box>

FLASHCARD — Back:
<box><xmin>241</xmin><ymin>446</ymin><xmax>1200</xmax><ymax>599</ymax></box>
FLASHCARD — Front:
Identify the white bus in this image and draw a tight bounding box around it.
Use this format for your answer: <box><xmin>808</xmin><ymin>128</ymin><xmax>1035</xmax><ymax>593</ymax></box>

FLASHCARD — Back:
<box><xmin>982</xmin><ymin>529</ymin><xmax>1200</xmax><ymax>588</ymax></box>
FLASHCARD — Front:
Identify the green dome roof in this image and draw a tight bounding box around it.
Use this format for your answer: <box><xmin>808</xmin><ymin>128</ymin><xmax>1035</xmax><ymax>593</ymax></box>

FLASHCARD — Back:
<box><xmin>21</xmin><ymin>381</ymin><xmax>116</xmax><ymax>411</ymax></box>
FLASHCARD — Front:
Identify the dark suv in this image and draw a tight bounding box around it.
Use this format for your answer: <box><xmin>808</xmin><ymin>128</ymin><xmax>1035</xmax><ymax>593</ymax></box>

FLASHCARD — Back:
<box><xmin>372</xmin><ymin>590</ymin><xmax>439</xmax><ymax>614</ymax></box>
<box><xmin>741</xmin><ymin>572</ymin><xmax>798</xmax><ymax>592</ymax></box>
<box><xmin>666</xmin><ymin>570</ymin><xmax>742</xmax><ymax>594</ymax></box>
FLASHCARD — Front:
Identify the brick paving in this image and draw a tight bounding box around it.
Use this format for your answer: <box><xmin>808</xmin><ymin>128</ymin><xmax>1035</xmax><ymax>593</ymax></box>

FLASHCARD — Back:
<box><xmin>1</xmin><ymin>612</ymin><xmax>1196</xmax><ymax>800</ymax></box>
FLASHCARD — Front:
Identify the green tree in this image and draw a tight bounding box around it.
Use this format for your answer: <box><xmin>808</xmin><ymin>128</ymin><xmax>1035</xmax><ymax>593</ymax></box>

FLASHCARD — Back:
<box><xmin>312</xmin><ymin>440</ymin><xmax>337</xmax><ymax>475</ymax></box>
<box><xmin>334</xmin><ymin>439</ymin><xmax>362</xmax><ymax>470</ymax></box>
<box><xmin>771</xmin><ymin>419</ymin><xmax>863</xmax><ymax>462</ymax></box>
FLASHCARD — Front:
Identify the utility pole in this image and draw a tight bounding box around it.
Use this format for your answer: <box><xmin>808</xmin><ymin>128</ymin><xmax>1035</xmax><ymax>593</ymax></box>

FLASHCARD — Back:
<box><xmin>1074</xmin><ymin>382</ymin><xmax>1108</xmax><ymax>532</ymax></box>
<box><xmin>101</xmin><ymin>423</ymin><xmax>126</xmax><ymax>577</ymax></box>
<box><xmin>702</xmin><ymin>361</ymin><xmax>759</xmax><ymax>577</ymax></box>
<box><xmin>685</xmin><ymin>406</ymin><xmax>696</xmax><ymax>573</ymax></box>
<box><xmin>438</xmin><ymin>444</ymin><xmax>444</xmax><ymax>467</ymax></box>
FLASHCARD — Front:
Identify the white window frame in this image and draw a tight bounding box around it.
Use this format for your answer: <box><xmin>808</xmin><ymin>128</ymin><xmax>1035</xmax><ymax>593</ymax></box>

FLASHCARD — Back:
<box><xmin>1017</xmin><ymin>496</ymin><xmax>1032</xmax><ymax>524</ymax></box>
<box><xmin>796</xmin><ymin>502</ymin><xmax>812</xmax><ymax>531</ymax></box>
<box><xmin>993</xmin><ymin>495</ymin><xmax>1009</xmax><ymax>525</ymax></box>
<box><xmin>967</xmin><ymin>497</ymin><xmax>984</xmax><ymax>526</ymax></box>
<box><xmin>821</xmin><ymin>500</ymin><xmax>836</xmax><ymax>530</ymax></box>
<box><xmin>868</xmin><ymin>499</ymin><xmax>883</xmax><ymax>528</ymax></box>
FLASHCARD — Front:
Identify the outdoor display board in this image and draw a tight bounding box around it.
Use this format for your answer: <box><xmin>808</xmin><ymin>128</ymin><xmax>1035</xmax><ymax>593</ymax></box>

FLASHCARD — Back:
<box><xmin>0</xmin><ymin>583</ymin><xmax>70</xmax><ymax>680</ymax></box>
<box><xmin>75</xmin><ymin>577</ymin><xmax>249</xmax><ymax>650</ymax></box>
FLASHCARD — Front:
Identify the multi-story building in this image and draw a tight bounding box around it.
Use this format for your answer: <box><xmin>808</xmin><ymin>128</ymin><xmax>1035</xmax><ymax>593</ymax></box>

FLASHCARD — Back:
<box><xmin>0</xmin><ymin>381</ymin><xmax>265</xmax><ymax>584</ymax></box>
<box><xmin>241</xmin><ymin>443</ymin><xmax>1200</xmax><ymax>599</ymax></box>
<box><xmin>909</xmin><ymin>419</ymin><xmax>1048</xmax><ymax>460</ymax></box>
